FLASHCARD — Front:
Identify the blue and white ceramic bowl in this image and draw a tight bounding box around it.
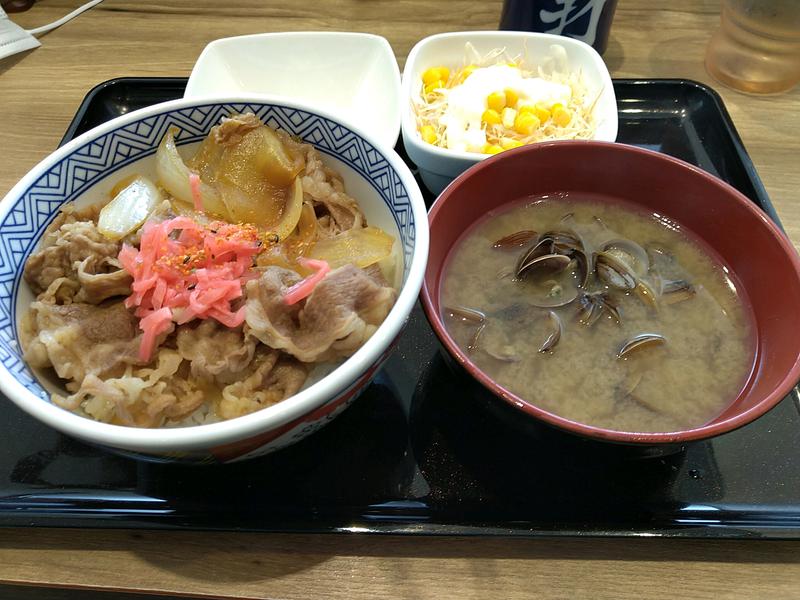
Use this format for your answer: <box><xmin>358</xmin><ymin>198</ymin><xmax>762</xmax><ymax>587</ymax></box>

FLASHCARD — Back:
<box><xmin>0</xmin><ymin>96</ymin><xmax>428</xmax><ymax>463</ymax></box>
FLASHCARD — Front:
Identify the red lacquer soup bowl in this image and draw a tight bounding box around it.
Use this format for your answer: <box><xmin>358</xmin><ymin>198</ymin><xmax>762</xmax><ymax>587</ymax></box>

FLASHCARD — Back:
<box><xmin>421</xmin><ymin>141</ymin><xmax>800</xmax><ymax>446</ymax></box>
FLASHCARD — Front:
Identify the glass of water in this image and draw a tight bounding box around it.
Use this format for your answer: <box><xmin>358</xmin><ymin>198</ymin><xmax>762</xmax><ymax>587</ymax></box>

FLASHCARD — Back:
<box><xmin>705</xmin><ymin>0</ymin><xmax>800</xmax><ymax>94</ymax></box>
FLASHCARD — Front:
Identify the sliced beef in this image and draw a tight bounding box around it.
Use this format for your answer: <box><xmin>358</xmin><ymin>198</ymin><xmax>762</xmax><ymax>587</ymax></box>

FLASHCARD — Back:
<box><xmin>218</xmin><ymin>350</ymin><xmax>306</xmax><ymax>420</ymax></box>
<box><xmin>243</xmin><ymin>266</ymin><xmax>303</xmax><ymax>349</ymax></box>
<box><xmin>54</xmin><ymin>349</ymin><xmax>205</xmax><ymax>428</ymax></box>
<box><xmin>75</xmin><ymin>256</ymin><xmax>132</xmax><ymax>303</ymax></box>
<box><xmin>22</xmin><ymin>300</ymin><xmax>144</xmax><ymax>386</ymax></box>
<box><xmin>24</xmin><ymin>209</ymin><xmax>128</xmax><ymax>303</ymax></box>
<box><xmin>211</xmin><ymin>112</ymin><xmax>263</xmax><ymax>147</ymax></box>
<box><xmin>176</xmin><ymin>320</ymin><xmax>257</xmax><ymax>385</ymax></box>
<box><xmin>279</xmin><ymin>132</ymin><xmax>365</xmax><ymax>235</ymax></box>
<box><xmin>244</xmin><ymin>264</ymin><xmax>397</xmax><ymax>363</ymax></box>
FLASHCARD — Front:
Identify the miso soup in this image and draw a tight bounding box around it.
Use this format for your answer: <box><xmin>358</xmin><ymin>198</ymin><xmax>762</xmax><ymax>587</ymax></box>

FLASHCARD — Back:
<box><xmin>441</xmin><ymin>194</ymin><xmax>755</xmax><ymax>433</ymax></box>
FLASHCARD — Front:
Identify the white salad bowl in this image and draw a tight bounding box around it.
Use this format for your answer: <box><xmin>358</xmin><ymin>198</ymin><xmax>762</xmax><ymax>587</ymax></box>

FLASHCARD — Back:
<box><xmin>0</xmin><ymin>96</ymin><xmax>428</xmax><ymax>464</ymax></box>
<box><xmin>186</xmin><ymin>32</ymin><xmax>402</xmax><ymax>149</ymax></box>
<box><xmin>401</xmin><ymin>31</ymin><xmax>618</xmax><ymax>195</ymax></box>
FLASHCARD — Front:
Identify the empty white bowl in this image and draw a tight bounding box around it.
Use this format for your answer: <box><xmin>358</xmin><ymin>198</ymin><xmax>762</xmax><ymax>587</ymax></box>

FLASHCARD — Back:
<box><xmin>401</xmin><ymin>31</ymin><xmax>619</xmax><ymax>195</ymax></box>
<box><xmin>186</xmin><ymin>32</ymin><xmax>402</xmax><ymax>149</ymax></box>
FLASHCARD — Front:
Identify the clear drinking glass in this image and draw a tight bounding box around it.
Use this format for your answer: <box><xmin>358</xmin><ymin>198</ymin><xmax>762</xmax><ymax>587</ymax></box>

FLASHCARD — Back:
<box><xmin>705</xmin><ymin>0</ymin><xmax>800</xmax><ymax>95</ymax></box>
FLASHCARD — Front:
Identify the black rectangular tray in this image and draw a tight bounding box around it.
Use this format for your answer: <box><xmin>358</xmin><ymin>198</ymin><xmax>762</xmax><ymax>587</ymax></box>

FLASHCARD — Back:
<box><xmin>2</xmin><ymin>77</ymin><xmax>799</xmax><ymax>539</ymax></box>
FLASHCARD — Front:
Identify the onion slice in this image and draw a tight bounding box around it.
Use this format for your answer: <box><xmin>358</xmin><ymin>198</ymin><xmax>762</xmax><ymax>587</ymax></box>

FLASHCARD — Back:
<box><xmin>98</xmin><ymin>175</ymin><xmax>161</xmax><ymax>240</ymax></box>
<box><xmin>283</xmin><ymin>201</ymin><xmax>318</xmax><ymax>258</ymax></box>
<box><xmin>270</xmin><ymin>177</ymin><xmax>304</xmax><ymax>241</ymax></box>
<box><xmin>155</xmin><ymin>128</ymin><xmax>226</xmax><ymax>217</ymax></box>
<box><xmin>307</xmin><ymin>226</ymin><xmax>395</xmax><ymax>270</ymax></box>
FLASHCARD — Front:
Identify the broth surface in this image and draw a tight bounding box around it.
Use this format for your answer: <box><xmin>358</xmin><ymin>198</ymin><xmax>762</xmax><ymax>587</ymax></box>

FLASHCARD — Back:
<box><xmin>441</xmin><ymin>194</ymin><xmax>755</xmax><ymax>433</ymax></box>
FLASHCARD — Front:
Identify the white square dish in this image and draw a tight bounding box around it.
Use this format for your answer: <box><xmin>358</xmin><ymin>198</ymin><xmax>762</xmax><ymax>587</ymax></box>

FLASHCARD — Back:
<box><xmin>186</xmin><ymin>32</ymin><xmax>402</xmax><ymax>149</ymax></box>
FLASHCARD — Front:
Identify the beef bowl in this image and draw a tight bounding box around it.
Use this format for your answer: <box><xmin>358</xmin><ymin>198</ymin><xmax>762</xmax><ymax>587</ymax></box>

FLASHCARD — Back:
<box><xmin>421</xmin><ymin>141</ymin><xmax>800</xmax><ymax>449</ymax></box>
<box><xmin>0</xmin><ymin>96</ymin><xmax>428</xmax><ymax>463</ymax></box>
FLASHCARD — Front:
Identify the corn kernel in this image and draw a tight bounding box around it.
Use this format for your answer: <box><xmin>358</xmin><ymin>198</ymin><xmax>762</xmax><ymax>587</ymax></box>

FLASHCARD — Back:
<box><xmin>424</xmin><ymin>80</ymin><xmax>445</xmax><ymax>95</ymax></box>
<box><xmin>421</xmin><ymin>125</ymin><xmax>438</xmax><ymax>144</ymax></box>
<box><xmin>481</xmin><ymin>109</ymin><xmax>502</xmax><ymax>126</ymax></box>
<box><xmin>552</xmin><ymin>106</ymin><xmax>572</xmax><ymax>127</ymax></box>
<box><xmin>483</xmin><ymin>144</ymin><xmax>504</xmax><ymax>155</ymax></box>
<box><xmin>550</xmin><ymin>102</ymin><xmax>564</xmax><ymax>112</ymax></box>
<box><xmin>504</xmin><ymin>88</ymin><xmax>519</xmax><ymax>107</ymax></box>
<box><xmin>518</xmin><ymin>103</ymin><xmax>535</xmax><ymax>114</ymax></box>
<box><xmin>514</xmin><ymin>112</ymin><xmax>541</xmax><ymax>135</ymax></box>
<box><xmin>501</xmin><ymin>106</ymin><xmax>517</xmax><ymax>129</ymax></box>
<box><xmin>487</xmin><ymin>91</ymin><xmax>506</xmax><ymax>112</ymax></box>
<box><xmin>422</xmin><ymin>66</ymin><xmax>449</xmax><ymax>85</ymax></box>
<box><xmin>500</xmin><ymin>138</ymin><xmax>524</xmax><ymax>150</ymax></box>
<box><xmin>533</xmin><ymin>103</ymin><xmax>551</xmax><ymax>123</ymax></box>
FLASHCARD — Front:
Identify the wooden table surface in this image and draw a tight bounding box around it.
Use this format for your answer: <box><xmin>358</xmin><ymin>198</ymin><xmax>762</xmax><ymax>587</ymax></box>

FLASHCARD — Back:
<box><xmin>1</xmin><ymin>1</ymin><xmax>799</xmax><ymax>598</ymax></box>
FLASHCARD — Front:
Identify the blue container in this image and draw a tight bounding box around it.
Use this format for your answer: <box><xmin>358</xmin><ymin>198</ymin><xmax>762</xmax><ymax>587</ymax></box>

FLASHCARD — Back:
<box><xmin>499</xmin><ymin>0</ymin><xmax>619</xmax><ymax>54</ymax></box>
